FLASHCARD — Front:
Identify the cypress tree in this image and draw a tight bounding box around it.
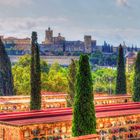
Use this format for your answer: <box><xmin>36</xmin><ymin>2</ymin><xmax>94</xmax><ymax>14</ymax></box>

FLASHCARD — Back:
<box><xmin>30</xmin><ymin>32</ymin><xmax>36</xmax><ymax>110</ymax></box>
<box><xmin>67</xmin><ymin>59</ymin><xmax>77</xmax><ymax>107</ymax></box>
<box><xmin>133</xmin><ymin>51</ymin><xmax>140</xmax><ymax>102</ymax></box>
<box><xmin>30</xmin><ymin>32</ymin><xmax>41</xmax><ymax>110</ymax></box>
<box><xmin>34</xmin><ymin>35</ymin><xmax>41</xmax><ymax>109</ymax></box>
<box><xmin>72</xmin><ymin>54</ymin><xmax>96</xmax><ymax>137</ymax></box>
<box><xmin>0</xmin><ymin>37</ymin><xmax>14</xmax><ymax>96</ymax></box>
<box><xmin>115</xmin><ymin>44</ymin><xmax>126</xmax><ymax>94</ymax></box>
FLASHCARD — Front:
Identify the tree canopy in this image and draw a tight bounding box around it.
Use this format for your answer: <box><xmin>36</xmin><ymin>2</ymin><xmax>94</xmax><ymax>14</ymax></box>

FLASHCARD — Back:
<box><xmin>0</xmin><ymin>38</ymin><xmax>14</xmax><ymax>96</ymax></box>
<box><xmin>72</xmin><ymin>54</ymin><xmax>96</xmax><ymax>136</ymax></box>
<box><xmin>67</xmin><ymin>59</ymin><xmax>77</xmax><ymax>107</ymax></box>
<box><xmin>133</xmin><ymin>51</ymin><xmax>140</xmax><ymax>101</ymax></box>
<box><xmin>115</xmin><ymin>45</ymin><xmax>126</xmax><ymax>94</ymax></box>
<box><xmin>30</xmin><ymin>31</ymin><xmax>41</xmax><ymax>110</ymax></box>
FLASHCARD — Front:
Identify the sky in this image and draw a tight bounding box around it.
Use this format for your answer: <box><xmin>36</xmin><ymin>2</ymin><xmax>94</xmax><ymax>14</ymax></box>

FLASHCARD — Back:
<box><xmin>0</xmin><ymin>0</ymin><xmax>140</xmax><ymax>46</ymax></box>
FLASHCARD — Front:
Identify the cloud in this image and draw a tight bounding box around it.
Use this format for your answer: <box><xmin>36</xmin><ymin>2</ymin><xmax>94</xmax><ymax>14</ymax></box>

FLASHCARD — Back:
<box><xmin>49</xmin><ymin>25</ymin><xmax>140</xmax><ymax>46</ymax></box>
<box><xmin>0</xmin><ymin>16</ymin><xmax>67</xmax><ymax>30</ymax></box>
<box><xmin>84</xmin><ymin>27</ymin><xmax>140</xmax><ymax>46</ymax></box>
<box><xmin>0</xmin><ymin>0</ymin><xmax>33</xmax><ymax>7</ymax></box>
<box><xmin>116</xmin><ymin>0</ymin><xmax>129</xmax><ymax>7</ymax></box>
<box><xmin>0</xmin><ymin>16</ymin><xmax>68</xmax><ymax>41</ymax></box>
<box><xmin>0</xmin><ymin>16</ymin><xmax>139</xmax><ymax>46</ymax></box>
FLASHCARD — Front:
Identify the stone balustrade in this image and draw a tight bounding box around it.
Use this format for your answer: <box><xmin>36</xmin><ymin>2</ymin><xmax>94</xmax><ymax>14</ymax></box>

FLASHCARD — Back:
<box><xmin>0</xmin><ymin>93</ymin><xmax>132</xmax><ymax>112</ymax></box>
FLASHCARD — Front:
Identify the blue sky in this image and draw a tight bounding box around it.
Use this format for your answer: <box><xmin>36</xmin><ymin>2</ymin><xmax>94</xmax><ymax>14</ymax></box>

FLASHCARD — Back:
<box><xmin>0</xmin><ymin>0</ymin><xmax>140</xmax><ymax>46</ymax></box>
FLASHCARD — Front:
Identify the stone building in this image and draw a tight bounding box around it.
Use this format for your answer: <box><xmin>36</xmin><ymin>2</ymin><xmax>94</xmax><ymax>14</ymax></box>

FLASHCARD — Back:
<box><xmin>84</xmin><ymin>35</ymin><xmax>102</xmax><ymax>53</ymax></box>
<box><xmin>1</xmin><ymin>36</ymin><xmax>30</xmax><ymax>45</ymax></box>
<box><xmin>0</xmin><ymin>36</ymin><xmax>31</xmax><ymax>55</ymax></box>
<box><xmin>126</xmin><ymin>52</ymin><xmax>137</xmax><ymax>72</ymax></box>
<box><xmin>53</xmin><ymin>33</ymin><xmax>65</xmax><ymax>45</ymax></box>
<box><xmin>42</xmin><ymin>27</ymin><xmax>65</xmax><ymax>45</ymax></box>
<box><xmin>84</xmin><ymin>35</ymin><xmax>92</xmax><ymax>53</ymax></box>
<box><xmin>2</xmin><ymin>29</ymin><xmax>139</xmax><ymax>57</ymax></box>
<box><xmin>43</xmin><ymin>27</ymin><xmax>53</xmax><ymax>44</ymax></box>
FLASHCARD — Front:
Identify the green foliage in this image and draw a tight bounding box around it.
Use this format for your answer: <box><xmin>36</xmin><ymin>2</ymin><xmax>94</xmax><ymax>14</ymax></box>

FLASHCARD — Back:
<box><xmin>44</xmin><ymin>62</ymin><xmax>68</xmax><ymax>92</ymax></box>
<box><xmin>30</xmin><ymin>31</ymin><xmax>41</xmax><ymax>110</ymax></box>
<box><xmin>67</xmin><ymin>59</ymin><xmax>77</xmax><ymax>107</ymax></box>
<box><xmin>92</xmin><ymin>68</ymin><xmax>116</xmax><ymax>94</ymax></box>
<box><xmin>17</xmin><ymin>55</ymin><xmax>31</xmax><ymax>67</ymax></box>
<box><xmin>90</xmin><ymin>51</ymin><xmax>103</xmax><ymax>66</ymax></box>
<box><xmin>12</xmin><ymin>55</ymin><xmax>68</xmax><ymax>95</ymax></box>
<box><xmin>133</xmin><ymin>52</ymin><xmax>140</xmax><ymax>101</ymax></box>
<box><xmin>0</xmin><ymin>38</ymin><xmax>14</xmax><ymax>96</ymax></box>
<box><xmin>13</xmin><ymin>55</ymin><xmax>118</xmax><ymax>96</ymax></box>
<box><xmin>126</xmin><ymin>71</ymin><xmax>134</xmax><ymax>95</ymax></box>
<box><xmin>115</xmin><ymin>45</ymin><xmax>126</xmax><ymax>94</ymax></box>
<box><xmin>12</xmin><ymin>65</ymin><xmax>30</xmax><ymax>95</ymax></box>
<box><xmin>72</xmin><ymin>52</ymin><xmax>82</xmax><ymax>56</ymax></box>
<box><xmin>90</xmin><ymin>51</ymin><xmax>117</xmax><ymax>67</ymax></box>
<box><xmin>72</xmin><ymin>54</ymin><xmax>96</xmax><ymax>137</ymax></box>
<box><xmin>34</xmin><ymin>40</ymin><xmax>41</xmax><ymax>109</ymax></box>
<box><xmin>12</xmin><ymin>55</ymin><xmax>49</xmax><ymax>95</ymax></box>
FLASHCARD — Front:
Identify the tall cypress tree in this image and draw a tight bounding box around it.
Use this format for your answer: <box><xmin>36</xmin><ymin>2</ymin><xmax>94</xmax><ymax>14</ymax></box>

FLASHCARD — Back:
<box><xmin>115</xmin><ymin>44</ymin><xmax>126</xmax><ymax>94</ymax></box>
<box><xmin>72</xmin><ymin>54</ymin><xmax>96</xmax><ymax>137</ymax></box>
<box><xmin>35</xmin><ymin>38</ymin><xmax>41</xmax><ymax>109</ymax></box>
<box><xmin>30</xmin><ymin>32</ymin><xmax>41</xmax><ymax>110</ymax></box>
<box><xmin>0</xmin><ymin>38</ymin><xmax>14</xmax><ymax>96</ymax></box>
<box><xmin>67</xmin><ymin>59</ymin><xmax>77</xmax><ymax>107</ymax></box>
<box><xmin>133</xmin><ymin>51</ymin><xmax>140</xmax><ymax>102</ymax></box>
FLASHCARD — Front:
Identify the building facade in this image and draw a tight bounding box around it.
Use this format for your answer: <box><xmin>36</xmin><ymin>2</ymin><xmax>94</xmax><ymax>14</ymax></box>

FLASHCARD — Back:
<box><xmin>42</xmin><ymin>27</ymin><xmax>65</xmax><ymax>45</ymax></box>
<box><xmin>126</xmin><ymin>52</ymin><xmax>137</xmax><ymax>72</ymax></box>
<box><xmin>0</xmin><ymin>28</ymin><xmax>139</xmax><ymax>56</ymax></box>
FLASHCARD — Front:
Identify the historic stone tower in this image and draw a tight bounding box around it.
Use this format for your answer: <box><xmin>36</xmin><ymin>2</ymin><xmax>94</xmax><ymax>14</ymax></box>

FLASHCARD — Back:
<box><xmin>44</xmin><ymin>27</ymin><xmax>53</xmax><ymax>44</ymax></box>
<box><xmin>84</xmin><ymin>35</ymin><xmax>92</xmax><ymax>53</ymax></box>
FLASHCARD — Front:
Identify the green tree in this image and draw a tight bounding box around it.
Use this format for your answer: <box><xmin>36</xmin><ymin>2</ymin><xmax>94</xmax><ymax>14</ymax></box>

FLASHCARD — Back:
<box><xmin>72</xmin><ymin>54</ymin><xmax>96</xmax><ymax>137</ymax></box>
<box><xmin>90</xmin><ymin>51</ymin><xmax>103</xmax><ymax>66</ymax></box>
<box><xmin>12</xmin><ymin>55</ymin><xmax>68</xmax><ymax>95</ymax></box>
<box><xmin>133</xmin><ymin>52</ymin><xmax>140</xmax><ymax>101</ymax></box>
<box><xmin>92</xmin><ymin>68</ymin><xmax>116</xmax><ymax>94</ymax></box>
<box><xmin>126</xmin><ymin>70</ymin><xmax>134</xmax><ymax>95</ymax></box>
<box><xmin>34</xmin><ymin>35</ymin><xmax>41</xmax><ymax>109</ymax></box>
<box><xmin>44</xmin><ymin>62</ymin><xmax>68</xmax><ymax>92</ymax></box>
<box><xmin>67</xmin><ymin>59</ymin><xmax>77</xmax><ymax>107</ymax></box>
<box><xmin>12</xmin><ymin>55</ymin><xmax>49</xmax><ymax>95</ymax></box>
<box><xmin>30</xmin><ymin>32</ymin><xmax>41</xmax><ymax>110</ymax></box>
<box><xmin>0</xmin><ymin>38</ymin><xmax>14</xmax><ymax>96</ymax></box>
<box><xmin>115</xmin><ymin>45</ymin><xmax>126</xmax><ymax>94</ymax></box>
<box><xmin>12</xmin><ymin>64</ymin><xmax>30</xmax><ymax>95</ymax></box>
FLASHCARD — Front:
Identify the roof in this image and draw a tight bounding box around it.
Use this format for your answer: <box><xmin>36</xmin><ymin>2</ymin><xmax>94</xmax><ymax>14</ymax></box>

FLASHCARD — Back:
<box><xmin>0</xmin><ymin>102</ymin><xmax>139</xmax><ymax>126</ymax></box>
<box><xmin>4</xmin><ymin>37</ymin><xmax>30</xmax><ymax>40</ymax></box>
<box><xmin>126</xmin><ymin>52</ymin><xmax>137</xmax><ymax>58</ymax></box>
